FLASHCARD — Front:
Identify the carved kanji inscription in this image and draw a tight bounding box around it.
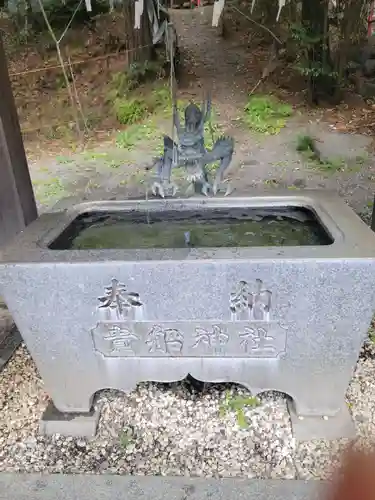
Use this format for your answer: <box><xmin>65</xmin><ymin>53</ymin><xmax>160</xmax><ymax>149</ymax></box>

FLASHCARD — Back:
<box><xmin>191</xmin><ymin>325</ymin><xmax>229</xmax><ymax>355</ymax></box>
<box><xmin>91</xmin><ymin>322</ymin><xmax>140</xmax><ymax>357</ymax></box>
<box><xmin>91</xmin><ymin>321</ymin><xmax>286</xmax><ymax>358</ymax></box>
<box><xmin>230</xmin><ymin>279</ymin><xmax>272</xmax><ymax>321</ymax></box>
<box><xmin>97</xmin><ymin>278</ymin><xmax>143</xmax><ymax>321</ymax></box>
<box><xmin>104</xmin><ymin>324</ymin><xmax>139</xmax><ymax>354</ymax></box>
<box><xmin>239</xmin><ymin>325</ymin><xmax>285</xmax><ymax>358</ymax></box>
<box><xmin>92</xmin><ymin>279</ymin><xmax>286</xmax><ymax>359</ymax></box>
<box><xmin>146</xmin><ymin>325</ymin><xmax>184</xmax><ymax>356</ymax></box>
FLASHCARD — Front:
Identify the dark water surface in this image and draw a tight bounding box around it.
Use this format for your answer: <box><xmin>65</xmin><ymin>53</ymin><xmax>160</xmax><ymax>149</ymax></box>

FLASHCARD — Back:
<box><xmin>49</xmin><ymin>207</ymin><xmax>333</xmax><ymax>250</ymax></box>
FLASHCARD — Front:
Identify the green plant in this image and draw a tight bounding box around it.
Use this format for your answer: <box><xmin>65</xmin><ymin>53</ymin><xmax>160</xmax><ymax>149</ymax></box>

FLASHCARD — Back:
<box><xmin>244</xmin><ymin>95</ymin><xmax>293</xmax><ymax>134</ymax></box>
<box><xmin>56</xmin><ymin>155</ymin><xmax>74</xmax><ymax>164</ymax></box>
<box><xmin>82</xmin><ymin>151</ymin><xmax>109</xmax><ymax>161</ymax></box>
<box><xmin>85</xmin><ymin>111</ymin><xmax>102</xmax><ymax>129</ymax></box>
<box><xmin>151</xmin><ymin>85</ymin><xmax>172</xmax><ymax>113</ymax></box>
<box><xmin>114</xmin><ymin>98</ymin><xmax>149</xmax><ymax>125</ymax></box>
<box><xmin>119</xmin><ymin>428</ymin><xmax>133</xmax><ymax>448</ymax></box>
<box><xmin>219</xmin><ymin>391</ymin><xmax>261</xmax><ymax>429</ymax></box>
<box><xmin>108</xmin><ymin>72</ymin><xmax>133</xmax><ymax>101</ymax></box>
<box><xmin>153</xmin><ymin>139</ymin><xmax>165</xmax><ymax>157</ymax></box>
<box><xmin>273</xmin><ymin>161</ymin><xmax>288</xmax><ymax>167</ymax></box>
<box><xmin>296</xmin><ymin>134</ymin><xmax>347</xmax><ymax>172</ymax></box>
<box><xmin>353</xmin><ymin>154</ymin><xmax>369</xmax><ymax>168</ymax></box>
<box><xmin>202</xmin><ymin>117</ymin><xmax>221</xmax><ymax>172</ymax></box>
<box><xmin>44</xmin><ymin>124</ymin><xmax>74</xmax><ymax>141</ymax></box>
<box><xmin>296</xmin><ymin>134</ymin><xmax>316</xmax><ymax>154</ymax></box>
<box><xmin>204</xmin><ymin>118</ymin><xmax>220</xmax><ymax>150</ymax></box>
<box><xmin>318</xmin><ymin>157</ymin><xmax>346</xmax><ymax>172</ymax></box>
<box><xmin>264</xmin><ymin>178</ymin><xmax>280</xmax><ymax>187</ymax></box>
<box><xmin>52</xmin><ymin>74</ymin><xmax>68</xmax><ymax>90</ymax></box>
<box><xmin>290</xmin><ymin>24</ymin><xmax>339</xmax><ymax>96</ymax></box>
<box><xmin>109</xmin><ymin>61</ymin><xmax>164</xmax><ymax>101</ymax></box>
<box><xmin>369</xmin><ymin>317</ymin><xmax>375</xmax><ymax>343</ymax></box>
<box><xmin>33</xmin><ymin>177</ymin><xmax>66</xmax><ymax>206</ymax></box>
<box><xmin>106</xmin><ymin>160</ymin><xmax>123</xmax><ymax>169</ymax></box>
<box><xmin>116</xmin><ymin>129</ymin><xmax>141</xmax><ymax>150</ymax></box>
<box><xmin>116</xmin><ymin>122</ymin><xmax>156</xmax><ymax>150</ymax></box>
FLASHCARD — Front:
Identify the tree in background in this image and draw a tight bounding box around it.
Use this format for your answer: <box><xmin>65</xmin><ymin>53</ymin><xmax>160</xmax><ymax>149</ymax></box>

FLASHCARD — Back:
<box><xmin>266</xmin><ymin>0</ymin><xmax>370</xmax><ymax>103</ymax></box>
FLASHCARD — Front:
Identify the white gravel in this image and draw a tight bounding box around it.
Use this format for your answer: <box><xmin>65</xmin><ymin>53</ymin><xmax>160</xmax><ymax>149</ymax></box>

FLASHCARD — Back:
<box><xmin>0</xmin><ymin>339</ymin><xmax>375</xmax><ymax>477</ymax></box>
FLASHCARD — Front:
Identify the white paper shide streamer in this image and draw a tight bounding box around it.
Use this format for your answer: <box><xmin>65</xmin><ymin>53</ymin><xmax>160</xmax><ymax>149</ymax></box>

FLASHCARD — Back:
<box><xmin>276</xmin><ymin>0</ymin><xmax>285</xmax><ymax>21</ymax></box>
<box><xmin>134</xmin><ymin>0</ymin><xmax>145</xmax><ymax>29</ymax></box>
<box><xmin>212</xmin><ymin>0</ymin><xmax>225</xmax><ymax>27</ymax></box>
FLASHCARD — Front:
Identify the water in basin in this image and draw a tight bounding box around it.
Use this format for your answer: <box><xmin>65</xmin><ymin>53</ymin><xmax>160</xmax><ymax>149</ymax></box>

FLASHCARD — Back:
<box><xmin>49</xmin><ymin>206</ymin><xmax>333</xmax><ymax>250</ymax></box>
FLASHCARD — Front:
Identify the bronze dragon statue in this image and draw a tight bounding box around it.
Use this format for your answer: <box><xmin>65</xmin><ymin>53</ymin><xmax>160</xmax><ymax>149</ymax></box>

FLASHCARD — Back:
<box><xmin>147</xmin><ymin>94</ymin><xmax>235</xmax><ymax>198</ymax></box>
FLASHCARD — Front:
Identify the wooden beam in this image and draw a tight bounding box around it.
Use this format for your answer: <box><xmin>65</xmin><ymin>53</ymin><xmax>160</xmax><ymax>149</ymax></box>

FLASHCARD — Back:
<box><xmin>0</xmin><ymin>33</ymin><xmax>37</xmax><ymax>248</ymax></box>
<box><xmin>371</xmin><ymin>195</ymin><xmax>375</xmax><ymax>233</ymax></box>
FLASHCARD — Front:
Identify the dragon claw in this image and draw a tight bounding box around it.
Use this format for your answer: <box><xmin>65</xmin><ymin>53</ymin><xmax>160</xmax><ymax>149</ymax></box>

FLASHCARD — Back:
<box><xmin>185</xmin><ymin>183</ymin><xmax>195</xmax><ymax>196</ymax></box>
<box><xmin>171</xmin><ymin>181</ymin><xmax>179</xmax><ymax>197</ymax></box>
<box><xmin>151</xmin><ymin>180</ymin><xmax>178</xmax><ymax>198</ymax></box>
<box><xmin>201</xmin><ymin>181</ymin><xmax>210</xmax><ymax>196</ymax></box>
<box><xmin>151</xmin><ymin>181</ymin><xmax>164</xmax><ymax>198</ymax></box>
<box><xmin>224</xmin><ymin>183</ymin><xmax>233</xmax><ymax>196</ymax></box>
<box><xmin>212</xmin><ymin>178</ymin><xmax>232</xmax><ymax>197</ymax></box>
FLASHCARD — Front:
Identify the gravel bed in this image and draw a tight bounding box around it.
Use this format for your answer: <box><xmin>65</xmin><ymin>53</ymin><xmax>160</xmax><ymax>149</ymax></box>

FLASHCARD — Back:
<box><xmin>0</xmin><ymin>341</ymin><xmax>375</xmax><ymax>477</ymax></box>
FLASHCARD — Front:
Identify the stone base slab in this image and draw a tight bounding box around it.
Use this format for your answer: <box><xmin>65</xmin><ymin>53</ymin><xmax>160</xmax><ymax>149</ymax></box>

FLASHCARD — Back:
<box><xmin>0</xmin><ymin>474</ymin><xmax>326</xmax><ymax>500</ymax></box>
<box><xmin>39</xmin><ymin>401</ymin><xmax>100</xmax><ymax>438</ymax></box>
<box><xmin>287</xmin><ymin>400</ymin><xmax>355</xmax><ymax>441</ymax></box>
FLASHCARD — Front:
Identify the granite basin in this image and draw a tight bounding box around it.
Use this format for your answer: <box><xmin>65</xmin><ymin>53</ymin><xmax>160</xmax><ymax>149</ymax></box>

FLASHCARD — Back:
<box><xmin>1</xmin><ymin>191</ymin><xmax>375</xmax><ymax>439</ymax></box>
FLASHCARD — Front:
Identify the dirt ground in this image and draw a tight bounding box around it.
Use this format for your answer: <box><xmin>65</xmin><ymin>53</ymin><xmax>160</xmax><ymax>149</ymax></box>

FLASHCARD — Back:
<box><xmin>4</xmin><ymin>5</ymin><xmax>375</xmax><ymax>220</ymax></box>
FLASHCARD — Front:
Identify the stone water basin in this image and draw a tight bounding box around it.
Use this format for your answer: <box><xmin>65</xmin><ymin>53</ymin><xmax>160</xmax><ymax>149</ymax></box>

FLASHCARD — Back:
<box><xmin>1</xmin><ymin>191</ymin><xmax>375</xmax><ymax>440</ymax></box>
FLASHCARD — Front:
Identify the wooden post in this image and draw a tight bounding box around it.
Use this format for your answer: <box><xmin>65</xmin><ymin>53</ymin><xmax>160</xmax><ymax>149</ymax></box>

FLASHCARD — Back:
<box><xmin>0</xmin><ymin>33</ymin><xmax>37</xmax><ymax>248</ymax></box>
<box><xmin>371</xmin><ymin>195</ymin><xmax>375</xmax><ymax>233</ymax></box>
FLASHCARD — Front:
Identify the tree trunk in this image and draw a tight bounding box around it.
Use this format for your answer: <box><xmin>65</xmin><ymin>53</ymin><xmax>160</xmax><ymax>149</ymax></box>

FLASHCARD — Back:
<box><xmin>259</xmin><ymin>0</ymin><xmax>281</xmax><ymax>43</ymax></box>
<box><xmin>336</xmin><ymin>0</ymin><xmax>370</xmax><ymax>78</ymax></box>
<box><xmin>287</xmin><ymin>0</ymin><xmax>299</xmax><ymax>24</ymax></box>
<box><xmin>263</xmin><ymin>0</ymin><xmax>277</xmax><ymax>27</ymax></box>
<box><xmin>301</xmin><ymin>0</ymin><xmax>338</xmax><ymax>104</ymax></box>
<box><xmin>123</xmin><ymin>0</ymin><xmax>154</xmax><ymax>65</ymax></box>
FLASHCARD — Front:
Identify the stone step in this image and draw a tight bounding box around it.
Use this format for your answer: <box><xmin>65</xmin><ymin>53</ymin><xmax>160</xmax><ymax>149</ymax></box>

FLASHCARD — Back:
<box><xmin>0</xmin><ymin>475</ymin><xmax>325</xmax><ymax>500</ymax></box>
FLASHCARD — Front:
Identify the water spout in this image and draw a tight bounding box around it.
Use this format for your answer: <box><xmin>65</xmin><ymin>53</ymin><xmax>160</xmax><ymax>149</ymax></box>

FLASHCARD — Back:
<box><xmin>184</xmin><ymin>231</ymin><xmax>191</xmax><ymax>247</ymax></box>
